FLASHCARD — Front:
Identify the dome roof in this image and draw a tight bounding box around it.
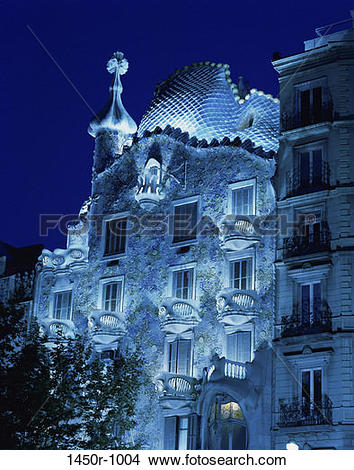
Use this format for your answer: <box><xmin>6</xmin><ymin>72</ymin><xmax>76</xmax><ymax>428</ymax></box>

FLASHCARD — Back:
<box><xmin>138</xmin><ymin>63</ymin><xmax>279</xmax><ymax>153</ymax></box>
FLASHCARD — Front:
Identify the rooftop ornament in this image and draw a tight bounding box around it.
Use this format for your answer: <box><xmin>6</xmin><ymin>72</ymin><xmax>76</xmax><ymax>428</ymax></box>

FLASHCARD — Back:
<box><xmin>88</xmin><ymin>51</ymin><xmax>137</xmax><ymax>152</ymax></box>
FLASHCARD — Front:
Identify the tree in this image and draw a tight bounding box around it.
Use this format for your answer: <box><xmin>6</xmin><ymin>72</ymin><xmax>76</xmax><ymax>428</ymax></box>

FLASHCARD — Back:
<box><xmin>0</xmin><ymin>302</ymin><xmax>145</xmax><ymax>449</ymax></box>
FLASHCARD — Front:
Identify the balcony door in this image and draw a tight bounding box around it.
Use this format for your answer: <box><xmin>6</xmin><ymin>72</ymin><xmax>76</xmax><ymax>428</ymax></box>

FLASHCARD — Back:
<box><xmin>301</xmin><ymin>369</ymin><xmax>322</xmax><ymax>414</ymax></box>
<box><xmin>298</xmin><ymin>149</ymin><xmax>322</xmax><ymax>189</ymax></box>
<box><xmin>168</xmin><ymin>339</ymin><xmax>192</xmax><ymax>376</ymax></box>
<box><xmin>226</xmin><ymin>331</ymin><xmax>251</xmax><ymax>363</ymax></box>
<box><xmin>301</xmin><ymin>282</ymin><xmax>321</xmax><ymax>323</ymax></box>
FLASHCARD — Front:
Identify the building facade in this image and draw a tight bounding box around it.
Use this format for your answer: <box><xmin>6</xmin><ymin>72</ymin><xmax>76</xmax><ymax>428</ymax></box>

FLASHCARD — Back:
<box><xmin>2</xmin><ymin>13</ymin><xmax>354</xmax><ymax>450</ymax></box>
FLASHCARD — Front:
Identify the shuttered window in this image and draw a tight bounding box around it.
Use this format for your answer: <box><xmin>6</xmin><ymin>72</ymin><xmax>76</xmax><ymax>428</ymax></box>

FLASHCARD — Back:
<box><xmin>226</xmin><ymin>331</ymin><xmax>251</xmax><ymax>363</ymax></box>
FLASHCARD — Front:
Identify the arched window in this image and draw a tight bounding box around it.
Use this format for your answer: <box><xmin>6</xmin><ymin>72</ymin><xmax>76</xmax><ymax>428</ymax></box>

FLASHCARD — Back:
<box><xmin>208</xmin><ymin>395</ymin><xmax>247</xmax><ymax>449</ymax></box>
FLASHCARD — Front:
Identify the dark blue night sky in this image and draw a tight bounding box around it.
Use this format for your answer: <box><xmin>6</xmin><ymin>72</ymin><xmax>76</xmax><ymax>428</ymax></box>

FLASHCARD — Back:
<box><xmin>1</xmin><ymin>1</ymin><xmax>352</xmax><ymax>250</ymax></box>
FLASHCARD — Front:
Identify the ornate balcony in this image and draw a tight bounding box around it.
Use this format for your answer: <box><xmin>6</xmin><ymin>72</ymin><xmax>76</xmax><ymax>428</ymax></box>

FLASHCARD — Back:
<box><xmin>286</xmin><ymin>161</ymin><xmax>330</xmax><ymax>197</ymax></box>
<box><xmin>216</xmin><ymin>288</ymin><xmax>259</xmax><ymax>326</ymax></box>
<box><xmin>219</xmin><ymin>215</ymin><xmax>260</xmax><ymax>251</ymax></box>
<box><xmin>40</xmin><ymin>318</ymin><xmax>76</xmax><ymax>340</ymax></box>
<box><xmin>278</xmin><ymin>396</ymin><xmax>333</xmax><ymax>427</ymax></box>
<box><xmin>155</xmin><ymin>372</ymin><xmax>198</xmax><ymax>400</ymax></box>
<box><xmin>135</xmin><ymin>158</ymin><xmax>164</xmax><ymax>210</ymax></box>
<box><xmin>159</xmin><ymin>297</ymin><xmax>201</xmax><ymax>333</ymax></box>
<box><xmin>88</xmin><ymin>310</ymin><xmax>125</xmax><ymax>346</ymax></box>
<box><xmin>283</xmin><ymin>222</ymin><xmax>330</xmax><ymax>258</ymax></box>
<box><xmin>281</xmin><ymin>304</ymin><xmax>332</xmax><ymax>338</ymax></box>
<box><xmin>280</xmin><ymin>101</ymin><xmax>333</xmax><ymax>132</ymax></box>
<box><xmin>206</xmin><ymin>354</ymin><xmax>247</xmax><ymax>383</ymax></box>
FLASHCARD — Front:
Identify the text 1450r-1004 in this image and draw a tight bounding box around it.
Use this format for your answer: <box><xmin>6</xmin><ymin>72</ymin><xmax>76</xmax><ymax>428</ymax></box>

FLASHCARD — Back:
<box><xmin>67</xmin><ymin>454</ymin><xmax>140</xmax><ymax>466</ymax></box>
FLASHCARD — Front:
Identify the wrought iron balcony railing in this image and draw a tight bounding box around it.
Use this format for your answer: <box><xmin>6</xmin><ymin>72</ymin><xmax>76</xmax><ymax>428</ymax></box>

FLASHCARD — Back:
<box><xmin>286</xmin><ymin>161</ymin><xmax>330</xmax><ymax>197</ymax></box>
<box><xmin>278</xmin><ymin>395</ymin><xmax>333</xmax><ymax>427</ymax></box>
<box><xmin>281</xmin><ymin>101</ymin><xmax>333</xmax><ymax>132</ymax></box>
<box><xmin>155</xmin><ymin>372</ymin><xmax>198</xmax><ymax>399</ymax></box>
<box><xmin>283</xmin><ymin>222</ymin><xmax>330</xmax><ymax>258</ymax></box>
<box><xmin>281</xmin><ymin>304</ymin><xmax>332</xmax><ymax>337</ymax></box>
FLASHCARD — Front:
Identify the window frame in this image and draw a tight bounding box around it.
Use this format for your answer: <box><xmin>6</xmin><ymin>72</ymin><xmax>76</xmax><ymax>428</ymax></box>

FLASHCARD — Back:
<box><xmin>51</xmin><ymin>289</ymin><xmax>73</xmax><ymax>321</ymax></box>
<box><xmin>227</xmin><ymin>178</ymin><xmax>256</xmax><ymax>216</ymax></box>
<box><xmin>97</xmin><ymin>276</ymin><xmax>124</xmax><ymax>312</ymax></box>
<box><xmin>225</xmin><ymin>250</ymin><xmax>255</xmax><ymax>291</ymax></box>
<box><xmin>300</xmin><ymin>367</ymin><xmax>323</xmax><ymax>408</ymax></box>
<box><xmin>101</xmin><ymin>212</ymin><xmax>129</xmax><ymax>260</ymax></box>
<box><xmin>294</xmin><ymin>77</ymin><xmax>328</xmax><ymax>121</ymax></box>
<box><xmin>294</xmin><ymin>140</ymin><xmax>327</xmax><ymax>187</ymax></box>
<box><xmin>168</xmin><ymin>263</ymin><xmax>197</xmax><ymax>300</ymax></box>
<box><xmin>170</xmin><ymin>196</ymin><xmax>200</xmax><ymax>248</ymax></box>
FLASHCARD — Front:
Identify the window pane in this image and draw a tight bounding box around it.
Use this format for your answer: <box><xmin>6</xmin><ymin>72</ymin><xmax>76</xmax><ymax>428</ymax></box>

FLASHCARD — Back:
<box><xmin>314</xmin><ymin>369</ymin><xmax>322</xmax><ymax>404</ymax></box>
<box><xmin>232</xmin><ymin>186</ymin><xmax>254</xmax><ymax>215</ymax></box>
<box><xmin>173</xmin><ymin>202</ymin><xmax>197</xmax><ymax>244</ymax></box>
<box><xmin>178</xmin><ymin>417</ymin><xmax>188</xmax><ymax>450</ymax></box>
<box><xmin>230</xmin><ymin>259</ymin><xmax>252</xmax><ymax>290</ymax></box>
<box><xmin>54</xmin><ymin>291</ymin><xmax>72</xmax><ymax>320</ymax></box>
<box><xmin>299</xmin><ymin>152</ymin><xmax>310</xmax><ymax>187</ymax></box>
<box><xmin>105</xmin><ymin>218</ymin><xmax>127</xmax><ymax>255</ymax></box>
<box><xmin>164</xmin><ymin>417</ymin><xmax>177</xmax><ymax>450</ymax></box>
<box><xmin>177</xmin><ymin>339</ymin><xmax>191</xmax><ymax>375</ymax></box>
<box><xmin>103</xmin><ymin>282</ymin><xmax>122</xmax><ymax>312</ymax></box>
<box><xmin>312</xmin><ymin>149</ymin><xmax>322</xmax><ymax>185</ymax></box>
<box><xmin>300</xmin><ymin>89</ymin><xmax>310</xmax><ymax>124</ymax></box>
<box><xmin>302</xmin><ymin>371</ymin><xmax>311</xmax><ymax>410</ymax></box>
<box><xmin>173</xmin><ymin>269</ymin><xmax>193</xmax><ymax>299</ymax></box>
<box><xmin>312</xmin><ymin>86</ymin><xmax>322</xmax><ymax>121</ymax></box>
<box><xmin>227</xmin><ymin>332</ymin><xmax>251</xmax><ymax>363</ymax></box>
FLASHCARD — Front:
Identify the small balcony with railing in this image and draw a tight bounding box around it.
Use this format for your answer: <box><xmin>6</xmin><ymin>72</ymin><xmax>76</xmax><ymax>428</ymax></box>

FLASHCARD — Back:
<box><xmin>219</xmin><ymin>215</ymin><xmax>261</xmax><ymax>251</ymax></box>
<box><xmin>155</xmin><ymin>372</ymin><xmax>198</xmax><ymax>407</ymax></box>
<box><xmin>283</xmin><ymin>222</ymin><xmax>331</xmax><ymax>258</ymax></box>
<box><xmin>281</xmin><ymin>101</ymin><xmax>333</xmax><ymax>132</ymax></box>
<box><xmin>88</xmin><ymin>310</ymin><xmax>125</xmax><ymax>346</ymax></box>
<box><xmin>286</xmin><ymin>162</ymin><xmax>330</xmax><ymax>197</ymax></box>
<box><xmin>278</xmin><ymin>396</ymin><xmax>333</xmax><ymax>427</ymax></box>
<box><xmin>216</xmin><ymin>288</ymin><xmax>259</xmax><ymax>326</ymax></box>
<box><xmin>40</xmin><ymin>318</ymin><xmax>76</xmax><ymax>340</ymax></box>
<box><xmin>280</xmin><ymin>304</ymin><xmax>332</xmax><ymax>338</ymax></box>
<box><xmin>158</xmin><ymin>297</ymin><xmax>201</xmax><ymax>333</ymax></box>
<box><xmin>205</xmin><ymin>354</ymin><xmax>247</xmax><ymax>383</ymax></box>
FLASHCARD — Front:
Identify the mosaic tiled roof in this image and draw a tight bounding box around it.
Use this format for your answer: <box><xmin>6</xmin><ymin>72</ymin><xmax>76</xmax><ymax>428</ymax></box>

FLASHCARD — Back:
<box><xmin>138</xmin><ymin>63</ymin><xmax>279</xmax><ymax>153</ymax></box>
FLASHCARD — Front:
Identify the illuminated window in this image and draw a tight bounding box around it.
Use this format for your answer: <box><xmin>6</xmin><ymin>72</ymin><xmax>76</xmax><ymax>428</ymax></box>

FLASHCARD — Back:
<box><xmin>53</xmin><ymin>291</ymin><xmax>72</xmax><ymax>320</ymax></box>
<box><xmin>102</xmin><ymin>281</ymin><xmax>122</xmax><ymax>312</ymax></box>
<box><xmin>226</xmin><ymin>331</ymin><xmax>251</xmax><ymax>363</ymax></box>
<box><xmin>229</xmin><ymin>258</ymin><xmax>253</xmax><ymax>290</ymax></box>
<box><xmin>172</xmin><ymin>268</ymin><xmax>194</xmax><ymax>299</ymax></box>
<box><xmin>168</xmin><ymin>339</ymin><xmax>192</xmax><ymax>376</ymax></box>
<box><xmin>228</xmin><ymin>180</ymin><xmax>255</xmax><ymax>215</ymax></box>
<box><xmin>208</xmin><ymin>396</ymin><xmax>247</xmax><ymax>450</ymax></box>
